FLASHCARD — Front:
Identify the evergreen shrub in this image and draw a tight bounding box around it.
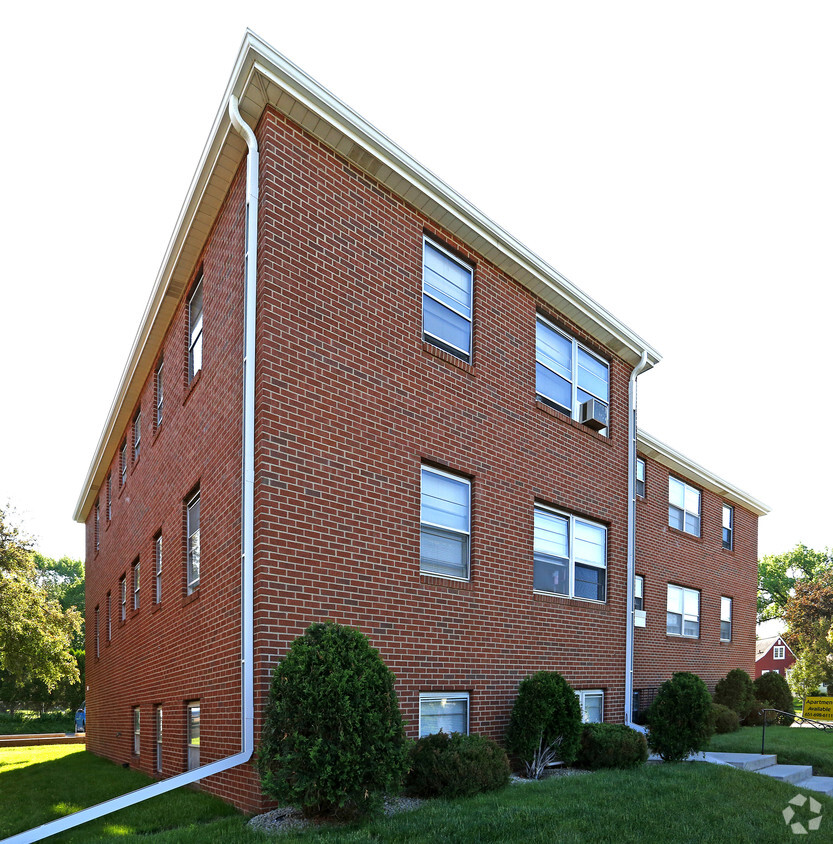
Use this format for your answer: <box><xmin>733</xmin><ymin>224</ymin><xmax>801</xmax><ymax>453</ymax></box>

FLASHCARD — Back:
<box><xmin>647</xmin><ymin>672</ymin><xmax>713</xmax><ymax>762</ymax></box>
<box><xmin>406</xmin><ymin>731</ymin><xmax>510</xmax><ymax>798</ymax></box>
<box><xmin>574</xmin><ymin>723</ymin><xmax>648</xmax><ymax>770</ymax></box>
<box><xmin>753</xmin><ymin>672</ymin><xmax>796</xmax><ymax>725</ymax></box>
<box><xmin>506</xmin><ymin>671</ymin><xmax>583</xmax><ymax>767</ymax></box>
<box><xmin>713</xmin><ymin>668</ymin><xmax>756</xmax><ymax>722</ymax></box>
<box><xmin>710</xmin><ymin>703</ymin><xmax>741</xmax><ymax>734</ymax></box>
<box><xmin>257</xmin><ymin>622</ymin><xmax>408</xmax><ymax>818</ymax></box>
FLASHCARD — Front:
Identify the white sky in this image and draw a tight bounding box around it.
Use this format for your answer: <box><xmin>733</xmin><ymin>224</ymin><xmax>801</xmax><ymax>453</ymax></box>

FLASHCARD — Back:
<box><xmin>1</xmin><ymin>1</ymin><xmax>831</xmax><ymax>572</ymax></box>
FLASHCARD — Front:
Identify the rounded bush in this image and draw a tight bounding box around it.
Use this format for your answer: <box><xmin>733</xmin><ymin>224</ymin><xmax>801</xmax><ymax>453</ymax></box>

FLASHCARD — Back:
<box><xmin>753</xmin><ymin>672</ymin><xmax>795</xmax><ymax>725</ymax></box>
<box><xmin>257</xmin><ymin>622</ymin><xmax>408</xmax><ymax>818</ymax></box>
<box><xmin>713</xmin><ymin>669</ymin><xmax>756</xmax><ymax>721</ymax></box>
<box><xmin>506</xmin><ymin>671</ymin><xmax>583</xmax><ymax>766</ymax></box>
<box><xmin>574</xmin><ymin>723</ymin><xmax>648</xmax><ymax>770</ymax></box>
<box><xmin>647</xmin><ymin>672</ymin><xmax>713</xmax><ymax>762</ymax></box>
<box><xmin>743</xmin><ymin>698</ymin><xmax>770</xmax><ymax>727</ymax></box>
<box><xmin>406</xmin><ymin>731</ymin><xmax>510</xmax><ymax>798</ymax></box>
<box><xmin>710</xmin><ymin>703</ymin><xmax>741</xmax><ymax>734</ymax></box>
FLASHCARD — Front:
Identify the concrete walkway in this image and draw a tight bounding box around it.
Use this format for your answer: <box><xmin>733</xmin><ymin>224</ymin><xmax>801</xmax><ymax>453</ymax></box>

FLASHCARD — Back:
<box><xmin>704</xmin><ymin>752</ymin><xmax>833</xmax><ymax>797</ymax></box>
<box><xmin>0</xmin><ymin>732</ymin><xmax>85</xmax><ymax>748</ymax></box>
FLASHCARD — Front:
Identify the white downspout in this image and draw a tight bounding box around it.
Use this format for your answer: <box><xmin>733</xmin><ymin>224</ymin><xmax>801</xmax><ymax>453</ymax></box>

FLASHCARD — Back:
<box><xmin>2</xmin><ymin>98</ymin><xmax>259</xmax><ymax>844</ymax></box>
<box><xmin>625</xmin><ymin>351</ymin><xmax>649</xmax><ymax>731</ymax></box>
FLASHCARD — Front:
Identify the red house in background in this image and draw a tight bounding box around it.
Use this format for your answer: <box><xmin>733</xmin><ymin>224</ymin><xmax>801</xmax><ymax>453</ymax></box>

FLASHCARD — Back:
<box><xmin>75</xmin><ymin>32</ymin><xmax>769</xmax><ymax>814</ymax></box>
<box><xmin>755</xmin><ymin>635</ymin><xmax>796</xmax><ymax>679</ymax></box>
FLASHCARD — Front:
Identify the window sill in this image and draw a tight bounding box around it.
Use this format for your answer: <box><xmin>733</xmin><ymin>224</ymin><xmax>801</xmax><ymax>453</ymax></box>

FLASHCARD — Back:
<box><xmin>151</xmin><ymin>602</ymin><xmax>162</xmax><ymax>615</ymax></box>
<box><xmin>183</xmin><ymin>370</ymin><xmax>203</xmax><ymax>406</ymax></box>
<box><xmin>422</xmin><ymin>342</ymin><xmax>474</xmax><ymax>374</ymax></box>
<box><xmin>182</xmin><ymin>589</ymin><xmax>201</xmax><ymax>608</ymax></box>
<box><xmin>533</xmin><ymin>591</ymin><xmax>607</xmax><ymax>608</ymax></box>
<box><xmin>666</xmin><ymin>633</ymin><xmax>699</xmax><ymax>641</ymax></box>
<box><xmin>534</xmin><ymin>399</ymin><xmax>612</xmax><ymax>444</ymax></box>
<box><xmin>419</xmin><ymin>573</ymin><xmax>474</xmax><ymax>591</ymax></box>
<box><xmin>666</xmin><ymin>525</ymin><xmax>703</xmax><ymax>544</ymax></box>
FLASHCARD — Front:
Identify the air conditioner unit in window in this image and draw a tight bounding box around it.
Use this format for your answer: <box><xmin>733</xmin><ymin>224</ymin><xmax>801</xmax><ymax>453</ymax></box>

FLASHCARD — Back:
<box><xmin>580</xmin><ymin>398</ymin><xmax>608</xmax><ymax>431</ymax></box>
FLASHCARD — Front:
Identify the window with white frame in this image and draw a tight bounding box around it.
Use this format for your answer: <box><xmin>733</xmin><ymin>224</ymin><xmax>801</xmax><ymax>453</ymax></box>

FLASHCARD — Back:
<box><xmin>774</xmin><ymin>644</ymin><xmax>785</xmax><ymax>660</ymax></box>
<box><xmin>533</xmin><ymin>505</ymin><xmax>607</xmax><ymax>602</ymax></box>
<box><xmin>576</xmin><ymin>690</ymin><xmax>604</xmax><ymax>723</ymax></box>
<box><xmin>106</xmin><ymin>592</ymin><xmax>112</xmax><ymax>641</ymax></box>
<box><xmin>668</xmin><ymin>476</ymin><xmax>701</xmax><ymax>536</ymax></box>
<box><xmin>132</xmin><ymin>559</ymin><xmax>140</xmax><ymax>610</ymax></box>
<box><xmin>187</xmin><ymin>490</ymin><xmax>201</xmax><ymax>594</ymax></box>
<box><xmin>634</xmin><ymin>575</ymin><xmax>644</xmax><ymax>611</ymax></box>
<box><xmin>94</xmin><ymin>500</ymin><xmax>100</xmax><ymax>554</ymax></box>
<box><xmin>133</xmin><ymin>706</ymin><xmax>140</xmax><ymax>755</ymax></box>
<box><xmin>94</xmin><ymin>605</ymin><xmax>100</xmax><ymax>658</ymax></box>
<box><xmin>720</xmin><ymin>596</ymin><xmax>732</xmax><ymax>641</ymax></box>
<box><xmin>722</xmin><ymin>504</ymin><xmax>734</xmax><ymax>550</ymax></box>
<box><xmin>419</xmin><ymin>692</ymin><xmax>469</xmax><ymax>737</ymax></box>
<box><xmin>188</xmin><ymin>276</ymin><xmax>204</xmax><ymax>382</ymax></box>
<box><xmin>155</xmin><ymin>706</ymin><xmax>163</xmax><ymax>773</ymax></box>
<box><xmin>636</xmin><ymin>459</ymin><xmax>646</xmax><ymax>498</ymax></box>
<box><xmin>535</xmin><ymin>316</ymin><xmax>610</xmax><ymax>430</ymax></box>
<box><xmin>666</xmin><ymin>585</ymin><xmax>700</xmax><ymax>637</ymax></box>
<box><xmin>187</xmin><ymin>701</ymin><xmax>200</xmax><ymax>770</ymax></box>
<box><xmin>422</xmin><ymin>238</ymin><xmax>473</xmax><ymax>362</ymax></box>
<box><xmin>420</xmin><ymin>466</ymin><xmax>470</xmax><ymax>580</ymax></box>
<box><xmin>155</xmin><ymin>359</ymin><xmax>164</xmax><ymax>430</ymax></box>
<box><xmin>107</xmin><ymin>474</ymin><xmax>112</xmax><ymax>521</ymax></box>
<box><xmin>154</xmin><ymin>533</ymin><xmax>162</xmax><ymax>605</ymax></box>
<box><xmin>120</xmin><ymin>441</ymin><xmax>127</xmax><ymax>487</ymax></box>
<box><xmin>119</xmin><ymin>575</ymin><xmax>127</xmax><ymax>622</ymax></box>
<box><xmin>133</xmin><ymin>410</ymin><xmax>141</xmax><ymax>463</ymax></box>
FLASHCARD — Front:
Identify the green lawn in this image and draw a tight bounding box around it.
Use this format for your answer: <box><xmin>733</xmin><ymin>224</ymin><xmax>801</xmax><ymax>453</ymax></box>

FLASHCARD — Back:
<box><xmin>709</xmin><ymin>725</ymin><xmax>833</xmax><ymax>777</ymax></box>
<box><xmin>4</xmin><ymin>744</ymin><xmax>833</xmax><ymax>843</ymax></box>
<box><xmin>0</xmin><ymin>710</ymin><xmax>75</xmax><ymax>735</ymax></box>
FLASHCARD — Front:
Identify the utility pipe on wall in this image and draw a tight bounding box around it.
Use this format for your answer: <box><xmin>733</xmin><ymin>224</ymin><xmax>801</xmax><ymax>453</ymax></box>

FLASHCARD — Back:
<box><xmin>2</xmin><ymin>97</ymin><xmax>259</xmax><ymax>844</ymax></box>
<box><xmin>625</xmin><ymin>351</ymin><xmax>649</xmax><ymax>730</ymax></box>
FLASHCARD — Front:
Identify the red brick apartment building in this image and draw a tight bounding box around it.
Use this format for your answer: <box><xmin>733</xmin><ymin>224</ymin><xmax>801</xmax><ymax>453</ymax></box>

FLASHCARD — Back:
<box><xmin>74</xmin><ymin>32</ymin><xmax>768</xmax><ymax>813</ymax></box>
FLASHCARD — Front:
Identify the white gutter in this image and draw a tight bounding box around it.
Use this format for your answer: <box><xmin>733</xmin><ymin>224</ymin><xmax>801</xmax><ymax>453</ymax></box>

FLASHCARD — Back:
<box><xmin>2</xmin><ymin>97</ymin><xmax>259</xmax><ymax>844</ymax></box>
<box><xmin>624</xmin><ymin>351</ymin><xmax>649</xmax><ymax>731</ymax></box>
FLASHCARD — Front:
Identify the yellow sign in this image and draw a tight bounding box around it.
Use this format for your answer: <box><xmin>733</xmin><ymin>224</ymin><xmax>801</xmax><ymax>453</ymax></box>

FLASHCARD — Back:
<box><xmin>803</xmin><ymin>696</ymin><xmax>833</xmax><ymax>720</ymax></box>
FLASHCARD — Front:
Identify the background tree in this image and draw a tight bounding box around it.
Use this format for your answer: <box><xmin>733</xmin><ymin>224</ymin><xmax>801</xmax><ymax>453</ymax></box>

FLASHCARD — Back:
<box><xmin>782</xmin><ymin>570</ymin><xmax>833</xmax><ymax>654</ymax></box>
<box><xmin>758</xmin><ymin>544</ymin><xmax>831</xmax><ymax>622</ymax></box>
<box><xmin>0</xmin><ymin>507</ymin><xmax>81</xmax><ymax>690</ymax></box>
<box><xmin>34</xmin><ymin>553</ymin><xmax>85</xmax><ymax>649</ymax></box>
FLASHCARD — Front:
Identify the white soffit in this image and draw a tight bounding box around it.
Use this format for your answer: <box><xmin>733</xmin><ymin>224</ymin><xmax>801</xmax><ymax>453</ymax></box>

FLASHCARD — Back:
<box><xmin>637</xmin><ymin>431</ymin><xmax>770</xmax><ymax>517</ymax></box>
<box><xmin>75</xmin><ymin>30</ymin><xmax>661</xmax><ymax>522</ymax></box>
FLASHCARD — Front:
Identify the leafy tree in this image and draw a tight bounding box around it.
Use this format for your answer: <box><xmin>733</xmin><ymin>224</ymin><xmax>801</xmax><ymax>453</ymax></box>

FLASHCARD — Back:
<box><xmin>758</xmin><ymin>544</ymin><xmax>832</xmax><ymax>622</ymax></box>
<box><xmin>34</xmin><ymin>553</ymin><xmax>85</xmax><ymax>648</ymax></box>
<box><xmin>788</xmin><ymin>640</ymin><xmax>831</xmax><ymax>701</ymax></box>
<box><xmin>0</xmin><ymin>507</ymin><xmax>81</xmax><ymax>690</ymax></box>
<box><xmin>782</xmin><ymin>570</ymin><xmax>833</xmax><ymax>654</ymax></box>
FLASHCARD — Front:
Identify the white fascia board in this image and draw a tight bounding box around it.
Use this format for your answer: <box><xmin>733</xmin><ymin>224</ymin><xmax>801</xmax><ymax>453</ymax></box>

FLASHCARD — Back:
<box><xmin>74</xmin><ymin>29</ymin><xmax>661</xmax><ymax>522</ymax></box>
<box><xmin>637</xmin><ymin>430</ymin><xmax>770</xmax><ymax>517</ymax></box>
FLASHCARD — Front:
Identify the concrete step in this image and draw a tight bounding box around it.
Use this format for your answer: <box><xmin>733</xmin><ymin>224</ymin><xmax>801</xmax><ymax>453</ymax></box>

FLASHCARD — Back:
<box><xmin>706</xmin><ymin>752</ymin><xmax>778</xmax><ymax>772</ymax></box>
<box><xmin>758</xmin><ymin>764</ymin><xmax>815</xmax><ymax>785</ymax></box>
<box><xmin>795</xmin><ymin>776</ymin><xmax>833</xmax><ymax>797</ymax></box>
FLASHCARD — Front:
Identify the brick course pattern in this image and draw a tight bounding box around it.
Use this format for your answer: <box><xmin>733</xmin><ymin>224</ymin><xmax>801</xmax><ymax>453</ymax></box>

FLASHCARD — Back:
<box><xmin>84</xmin><ymin>103</ymin><xmax>761</xmax><ymax>814</ymax></box>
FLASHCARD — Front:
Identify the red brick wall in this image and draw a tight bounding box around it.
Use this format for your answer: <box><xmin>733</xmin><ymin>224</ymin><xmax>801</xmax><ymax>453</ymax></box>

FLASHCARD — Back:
<box><xmin>633</xmin><ymin>453</ymin><xmax>759</xmax><ymax>699</ymax></box>
<box><xmin>85</xmin><ymin>101</ymin><xmax>759</xmax><ymax>816</ymax></box>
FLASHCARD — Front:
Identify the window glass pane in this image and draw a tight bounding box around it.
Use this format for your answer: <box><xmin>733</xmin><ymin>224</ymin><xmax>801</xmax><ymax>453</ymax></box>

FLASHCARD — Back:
<box><xmin>669</xmin><ymin>477</ymin><xmax>685</xmax><ymax>509</ymax></box>
<box><xmin>684</xmin><ymin>513</ymin><xmax>701</xmax><ymax>536</ymax></box>
<box><xmin>577</xmin><ymin>348</ymin><xmax>609</xmax><ymax>402</ymax></box>
<box><xmin>420</xmin><ymin>527</ymin><xmax>468</xmax><ymax>579</ymax></box>
<box><xmin>684</xmin><ymin>618</ymin><xmax>700</xmax><ymax>637</ymax></box>
<box><xmin>423</xmin><ymin>242</ymin><xmax>472</xmax><ymax>318</ymax></box>
<box><xmin>421</xmin><ymin>470</ymin><xmax>469</xmax><ymax>532</ymax></box>
<box><xmin>533</xmin><ymin>553</ymin><xmax>569</xmax><ymax>595</ymax></box>
<box><xmin>536</xmin><ymin>364</ymin><xmax>572</xmax><ymax>413</ymax></box>
<box><xmin>668</xmin><ymin>506</ymin><xmax>683</xmax><ymax>531</ymax></box>
<box><xmin>189</xmin><ymin>284</ymin><xmax>203</xmax><ymax>336</ymax></box>
<box><xmin>683</xmin><ymin>589</ymin><xmax>699</xmax><ymax>618</ymax></box>
<box><xmin>536</xmin><ymin>321</ymin><xmax>572</xmax><ymax>382</ymax></box>
<box><xmin>667</xmin><ymin>611</ymin><xmax>682</xmax><ymax>635</ymax></box>
<box><xmin>583</xmin><ymin>693</ymin><xmax>603</xmax><ymax>723</ymax></box>
<box><xmin>574</xmin><ymin>520</ymin><xmax>605</xmax><ymax>568</ymax></box>
<box><xmin>574</xmin><ymin>563</ymin><xmax>605</xmax><ymax>601</ymax></box>
<box><xmin>423</xmin><ymin>294</ymin><xmax>471</xmax><ymax>354</ymax></box>
<box><xmin>636</xmin><ymin>460</ymin><xmax>645</xmax><ymax>483</ymax></box>
<box><xmin>721</xmin><ymin>620</ymin><xmax>732</xmax><ymax>640</ymax></box>
<box><xmin>721</xmin><ymin>597</ymin><xmax>732</xmax><ymax>622</ymax></box>
<box><xmin>667</xmin><ymin>586</ymin><xmax>681</xmax><ymax>614</ymax></box>
<box><xmin>420</xmin><ymin>696</ymin><xmax>468</xmax><ymax>737</ymax></box>
<box><xmin>534</xmin><ymin>509</ymin><xmax>569</xmax><ymax>559</ymax></box>
<box><xmin>684</xmin><ymin>485</ymin><xmax>700</xmax><ymax>515</ymax></box>
<box><xmin>723</xmin><ymin>505</ymin><xmax>733</xmax><ymax>529</ymax></box>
